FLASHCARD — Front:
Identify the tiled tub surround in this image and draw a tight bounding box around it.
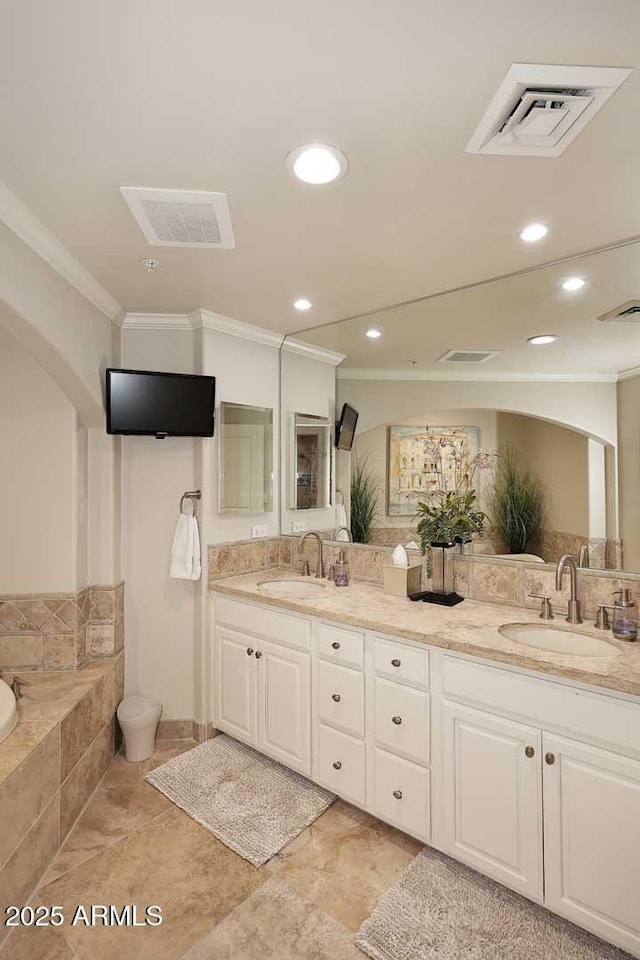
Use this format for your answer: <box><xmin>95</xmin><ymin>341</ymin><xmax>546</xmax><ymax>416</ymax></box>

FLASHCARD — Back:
<box><xmin>210</xmin><ymin>568</ymin><xmax>640</xmax><ymax>697</ymax></box>
<box><xmin>0</xmin><ymin>582</ymin><xmax>124</xmax><ymax>672</ymax></box>
<box><xmin>0</xmin><ymin>655</ymin><xmax>123</xmax><ymax>942</ymax></box>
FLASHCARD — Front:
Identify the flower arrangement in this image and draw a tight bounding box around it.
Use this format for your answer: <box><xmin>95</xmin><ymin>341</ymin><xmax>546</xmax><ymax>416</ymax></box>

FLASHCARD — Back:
<box><xmin>414</xmin><ymin>436</ymin><xmax>493</xmax><ymax>564</ymax></box>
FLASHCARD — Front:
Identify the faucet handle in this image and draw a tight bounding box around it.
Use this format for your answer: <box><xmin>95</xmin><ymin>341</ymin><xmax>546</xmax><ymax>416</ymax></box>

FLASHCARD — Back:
<box><xmin>529</xmin><ymin>594</ymin><xmax>554</xmax><ymax>620</ymax></box>
<box><xmin>299</xmin><ymin>560</ymin><xmax>310</xmax><ymax>577</ymax></box>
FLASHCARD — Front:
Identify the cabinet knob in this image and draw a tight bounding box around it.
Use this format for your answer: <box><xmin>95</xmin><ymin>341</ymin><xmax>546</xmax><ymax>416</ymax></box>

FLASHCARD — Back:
<box><xmin>392</xmin><ymin>715</ymin><xmax>402</xmax><ymax>725</ymax></box>
<box><xmin>333</xmin><ymin>761</ymin><xmax>342</xmax><ymax>770</ymax></box>
<box><xmin>331</xmin><ymin>641</ymin><xmax>341</xmax><ymax>650</ymax></box>
<box><xmin>255</xmin><ymin>650</ymin><xmax>263</xmax><ymax>659</ymax></box>
<box><xmin>332</xmin><ymin>693</ymin><xmax>341</xmax><ymax>702</ymax></box>
<box><xmin>545</xmin><ymin>752</ymin><xmax>555</xmax><ymax>765</ymax></box>
<box><xmin>246</xmin><ymin>647</ymin><xmax>254</xmax><ymax>656</ymax></box>
<box><xmin>525</xmin><ymin>745</ymin><xmax>535</xmax><ymax>758</ymax></box>
<box><xmin>392</xmin><ymin>789</ymin><xmax>403</xmax><ymax>800</ymax></box>
<box><xmin>391</xmin><ymin>658</ymin><xmax>401</xmax><ymax>667</ymax></box>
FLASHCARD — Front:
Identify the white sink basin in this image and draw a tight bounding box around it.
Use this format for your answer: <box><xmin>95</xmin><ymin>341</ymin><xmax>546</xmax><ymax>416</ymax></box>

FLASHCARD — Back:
<box><xmin>0</xmin><ymin>678</ymin><xmax>17</xmax><ymax>744</ymax></box>
<box><xmin>258</xmin><ymin>577</ymin><xmax>328</xmax><ymax>598</ymax></box>
<box><xmin>499</xmin><ymin>623</ymin><xmax>621</xmax><ymax>658</ymax></box>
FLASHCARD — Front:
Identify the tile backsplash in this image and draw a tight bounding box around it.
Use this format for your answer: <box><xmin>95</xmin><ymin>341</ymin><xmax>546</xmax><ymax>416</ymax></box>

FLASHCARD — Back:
<box><xmin>0</xmin><ymin>582</ymin><xmax>124</xmax><ymax>672</ymax></box>
<box><xmin>208</xmin><ymin>536</ymin><xmax>640</xmax><ymax>622</ymax></box>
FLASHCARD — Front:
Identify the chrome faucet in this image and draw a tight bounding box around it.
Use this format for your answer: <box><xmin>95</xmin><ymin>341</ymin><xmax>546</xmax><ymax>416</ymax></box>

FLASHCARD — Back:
<box><xmin>556</xmin><ymin>554</ymin><xmax>583</xmax><ymax>624</ymax></box>
<box><xmin>578</xmin><ymin>544</ymin><xmax>590</xmax><ymax>568</ymax></box>
<box><xmin>299</xmin><ymin>531</ymin><xmax>325</xmax><ymax>579</ymax></box>
<box><xmin>332</xmin><ymin>526</ymin><xmax>353</xmax><ymax>542</ymax></box>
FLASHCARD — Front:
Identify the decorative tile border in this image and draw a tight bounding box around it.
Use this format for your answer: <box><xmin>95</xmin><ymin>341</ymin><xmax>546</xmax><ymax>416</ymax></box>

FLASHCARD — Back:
<box><xmin>0</xmin><ymin>583</ymin><xmax>124</xmax><ymax>672</ymax></box>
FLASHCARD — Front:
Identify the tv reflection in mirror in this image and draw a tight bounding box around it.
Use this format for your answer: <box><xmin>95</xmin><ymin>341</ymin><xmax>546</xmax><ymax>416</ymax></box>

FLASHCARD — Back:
<box><xmin>335</xmin><ymin>402</ymin><xmax>359</xmax><ymax>451</ymax></box>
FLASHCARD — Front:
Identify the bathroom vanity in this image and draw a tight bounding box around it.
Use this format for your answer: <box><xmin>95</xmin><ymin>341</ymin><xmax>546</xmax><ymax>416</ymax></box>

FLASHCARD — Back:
<box><xmin>211</xmin><ymin>571</ymin><xmax>640</xmax><ymax>957</ymax></box>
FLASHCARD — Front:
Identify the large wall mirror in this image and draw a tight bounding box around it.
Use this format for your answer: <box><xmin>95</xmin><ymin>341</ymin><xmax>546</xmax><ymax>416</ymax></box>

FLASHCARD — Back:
<box><xmin>280</xmin><ymin>239</ymin><xmax>640</xmax><ymax>573</ymax></box>
<box><xmin>219</xmin><ymin>401</ymin><xmax>273</xmax><ymax>514</ymax></box>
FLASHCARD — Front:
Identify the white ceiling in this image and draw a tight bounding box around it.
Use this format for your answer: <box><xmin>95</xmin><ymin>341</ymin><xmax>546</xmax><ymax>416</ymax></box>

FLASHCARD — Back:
<box><xmin>0</xmin><ymin>0</ymin><xmax>639</xmax><ymax>348</ymax></box>
<box><xmin>294</xmin><ymin>242</ymin><xmax>640</xmax><ymax>376</ymax></box>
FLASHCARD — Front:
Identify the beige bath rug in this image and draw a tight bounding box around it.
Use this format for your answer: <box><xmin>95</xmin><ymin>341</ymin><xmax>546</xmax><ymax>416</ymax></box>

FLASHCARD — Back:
<box><xmin>356</xmin><ymin>847</ymin><xmax>630</xmax><ymax>960</ymax></box>
<box><xmin>145</xmin><ymin>734</ymin><xmax>335</xmax><ymax>866</ymax></box>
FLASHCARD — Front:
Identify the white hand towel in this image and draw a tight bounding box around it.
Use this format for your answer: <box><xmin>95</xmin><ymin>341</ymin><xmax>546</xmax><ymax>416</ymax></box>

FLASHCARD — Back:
<box><xmin>335</xmin><ymin>503</ymin><xmax>349</xmax><ymax>540</ymax></box>
<box><xmin>190</xmin><ymin>515</ymin><xmax>201</xmax><ymax>581</ymax></box>
<box><xmin>170</xmin><ymin>513</ymin><xmax>194</xmax><ymax>579</ymax></box>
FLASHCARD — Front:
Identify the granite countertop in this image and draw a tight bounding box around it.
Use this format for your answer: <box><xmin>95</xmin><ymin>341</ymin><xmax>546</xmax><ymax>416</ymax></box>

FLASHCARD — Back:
<box><xmin>210</xmin><ymin>568</ymin><xmax>640</xmax><ymax>699</ymax></box>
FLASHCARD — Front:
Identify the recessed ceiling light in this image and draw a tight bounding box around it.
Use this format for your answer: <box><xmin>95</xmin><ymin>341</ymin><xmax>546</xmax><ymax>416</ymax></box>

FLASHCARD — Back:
<box><xmin>293</xmin><ymin>298</ymin><xmax>312</xmax><ymax>311</ymax></box>
<box><xmin>562</xmin><ymin>276</ymin><xmax>586</xmax><ymax>292</ymax></box>
<box><xmin>140</xmin><ymin>257</ymin><xmax>159</xmax><ymax>272</ymax></box>
<box><xmin>286</xmin><ymin>144</ymin><xmax>348</xmax><ymax>184</ymax></box>
<box><xmin>528</xmin><ymin>334</ymin><xmax>558</xmax><ymax>345</ymax></box>
<box><xmin>520</xmin><ymin>223</ymin><xmax>548</xmax><ymax>243</ymax></box>
<box><xmin>366</xmin><ymin>329</ymin><xmax>382</xmax><ymax>339</ymax></box>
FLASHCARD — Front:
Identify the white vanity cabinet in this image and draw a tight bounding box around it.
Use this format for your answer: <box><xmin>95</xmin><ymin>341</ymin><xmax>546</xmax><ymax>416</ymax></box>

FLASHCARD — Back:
<box><xmin>215</xmin><ymin>597</ymin><xmax>312</xmax><ymax>775</ymax></box>
<box><xmin>436</xmin><ymin>653</ymin><xmax>640</xmax><ymax>956</ymax></box>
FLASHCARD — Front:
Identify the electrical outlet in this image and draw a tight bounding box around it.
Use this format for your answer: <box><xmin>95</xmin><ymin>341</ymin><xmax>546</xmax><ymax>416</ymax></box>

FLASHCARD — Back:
<box><xmin>292</xmin><ymin>520</ymin><xmax>306</xmax><ymax>533</ymax></box>
<box><xmin>251</xmin><ymin>524</ymin><xmax>268</xmax><ymax>538</ymax></box>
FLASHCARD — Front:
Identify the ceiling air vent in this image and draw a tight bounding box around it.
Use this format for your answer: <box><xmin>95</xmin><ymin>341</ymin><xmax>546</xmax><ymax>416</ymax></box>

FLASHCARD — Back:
<box><xmin>438</xmin><ymin>349</ymin><xmax>500</xmax><ymax>364</ymax></box>
<box><xmin>120</xmin><ymin>187</ymin><xmax>236</xmax><ymax>249</ymax></box>
<box><xmin>598</xmin><ymin>300</ymin><xmax>640</xmax><ymax>323</ymax></box>
<box><xmin>466</xmin><ymin>64</ymin><xmax>632</xmax><ymax>158</ymax></box>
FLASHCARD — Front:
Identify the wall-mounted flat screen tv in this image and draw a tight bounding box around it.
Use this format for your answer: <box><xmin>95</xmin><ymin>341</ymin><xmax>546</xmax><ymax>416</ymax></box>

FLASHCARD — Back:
<box><xmin>106</xmin><ymin>368</ymin><xmax>216</xmax><ymax>438</ymax></box>
<box><xmin>335</xmin><ymin>402</ymin><xmax>359</xmax><ymax>450</ymax></box>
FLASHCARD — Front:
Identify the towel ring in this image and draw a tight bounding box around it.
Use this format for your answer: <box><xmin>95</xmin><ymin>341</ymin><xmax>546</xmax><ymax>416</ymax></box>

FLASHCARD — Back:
<box><xmin>336</xmin><ymin>488</ymin><xmax>345</xmax><ymax>505</ymax></box>
<box><xmin>180</xmin><ymin>489</ymin><xmax>202</xmax><ymax>517</ymax></box>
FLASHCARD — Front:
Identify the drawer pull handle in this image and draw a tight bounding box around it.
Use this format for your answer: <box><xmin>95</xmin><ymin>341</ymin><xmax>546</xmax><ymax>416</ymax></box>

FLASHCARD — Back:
<box><xmin>393</xmin><ymin>789</ymin><xmax>403</xmax><ymax>800</ymax></box>
<box><xmin>246</xmin><ymin>647</ymin><xmax>254</xmax><ymax>656</ymax></box>
<box><xmin>332</xmin><ymin>693</ymin><xmax>341</xmax><ymax>703</ymax></box>
<box><xmin>525</xmin><ymin>745</ymin><xmax>535</xmax><ymax>758</ymax></box>
<box><xmin>392</xmin><ymin>715</ymin><xmax>402</xmax><ymax>725</ymax></box>
<box><xmin>255</xmin><ymin>650</ymin><xmax>263</xmax><ymax>659</ymax></box>
<box><xmin>331</xmin><ymin>641</ymin><xmax>341</xmax><ymax>650</ymax></box>
<box><xmin>391</xmin><ymin>658</ymin><xmax>401</xmax><ymax>667</ymax></box>
<box><xmin>333</xmin><ymin>761</ymin><xmax>342</xmax><ymax>770</ymax></box>
<box><xmin>545</xmin><ymin>752</ymin><xmax>555</xmax><ymax>765</ymax></box>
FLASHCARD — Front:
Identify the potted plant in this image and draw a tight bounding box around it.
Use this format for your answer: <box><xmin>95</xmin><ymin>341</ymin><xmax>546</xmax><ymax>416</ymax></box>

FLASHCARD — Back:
<box><xmin>350</xmin><ymin>453</ymin><xmax>378</xmax><ymax>544</ymax></box>
<box><xmin>414</xmin><ymin>441</ymin><xmax>491</xmax><ymax>601</ymax></box>
<box><xmin>487</xmin><ymin>444</ymin><xmax>546</xmax><ymax>554</ymax></box>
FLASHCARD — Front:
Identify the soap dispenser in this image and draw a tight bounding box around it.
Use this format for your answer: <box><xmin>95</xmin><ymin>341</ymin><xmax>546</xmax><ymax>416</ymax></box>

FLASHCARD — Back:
<box><xmin>334</xmin><ymin>549</ymin><xmax>350</xmax><ymax>587</ymax></box>
<box><xmin>611</xmin><ymin>588</ymin><xmax>638</xmax><ymax>642</ymax></box>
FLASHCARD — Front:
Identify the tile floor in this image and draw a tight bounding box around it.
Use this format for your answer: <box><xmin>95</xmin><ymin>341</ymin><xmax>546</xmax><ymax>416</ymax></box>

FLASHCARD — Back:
<box><xmin>2</xmin><ymin>740</ymin><xmax>422</xmax><ymax>960</ymax></box>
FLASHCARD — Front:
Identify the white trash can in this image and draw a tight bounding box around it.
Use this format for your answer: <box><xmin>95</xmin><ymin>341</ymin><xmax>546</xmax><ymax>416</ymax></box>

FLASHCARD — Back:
<box><xmin>117</xmin><ymin>696</ymin><xmax>162</xmax><ymax>762</ymax></box>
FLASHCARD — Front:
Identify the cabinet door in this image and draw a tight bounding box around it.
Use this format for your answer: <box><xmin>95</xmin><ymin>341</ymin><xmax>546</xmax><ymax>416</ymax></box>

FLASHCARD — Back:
<box><xmin>441</xmin><ymin>701</ymin><xmax>542</xmax><ymax>901</ymax></box>
<box><xmin>258</xmin><ymin>638</ymin><xmax>311</xmax><ymax>776</ymax></box>
<box><xmin>543</xmin><ymin>734</ymin><xmax>640</xmax><ymax>956</ymax></box>
<box><xmin>216</xmin><ymin>627</ymin><xmax>258</xmax><ymax>747</ymax></box>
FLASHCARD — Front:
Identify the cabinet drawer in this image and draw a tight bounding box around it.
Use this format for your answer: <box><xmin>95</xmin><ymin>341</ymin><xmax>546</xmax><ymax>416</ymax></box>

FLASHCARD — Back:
<box><xmin>442</xmin><ymin>655</ymin><xmax>640</xmax><ymax>759</ymax></box>
<box><xmin>373</xmin><ymin>748</ymin><xmax>430</xmax><ymax>841</ymax></box>
<box><xmin>374</xmin><ymin>678</ymin><xmax>430</xmax><ymax>764</ymax></box>
<box><xmin>317</xmin><ymin>660</ymin><xmax>365</xmax><ymax>737</ymax></box>
<box><xmin>315</xmin><ymin>622</ymin><xmax>364</xmax><ymax>669</ymax></box>
<box><xmin>215</xmin><ymin>596</ymin><xmax>311</xmax><ymax>651</ymax></box>
<box><xmin>374</xmin><ymin>637</ymin><xmax>429</xmax><ymax>689</ymax></box>
<box><xmin>315</xmin><ymin>724</ymin><xmax>366</xmax><ymax>805</ymax></box>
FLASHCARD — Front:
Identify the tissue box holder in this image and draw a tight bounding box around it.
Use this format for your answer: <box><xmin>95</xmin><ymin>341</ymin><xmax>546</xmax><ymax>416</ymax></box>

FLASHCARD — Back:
<box><xmin>383</xmin><ymin>562</ymin><xmax>422</xmax><ymax>597</ymax></box>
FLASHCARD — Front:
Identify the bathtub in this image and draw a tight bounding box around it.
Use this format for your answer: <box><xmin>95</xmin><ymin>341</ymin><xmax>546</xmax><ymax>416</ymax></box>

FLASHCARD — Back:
<box><xmin>0</xmin><ymin>678</ymin><xmax>17</xmax><ymax>743</ymax></box>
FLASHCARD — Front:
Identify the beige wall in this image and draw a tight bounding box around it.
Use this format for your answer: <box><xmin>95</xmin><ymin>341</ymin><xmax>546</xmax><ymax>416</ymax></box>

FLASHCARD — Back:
<box><xmin>497</xmin><ymin>413</ymin><xmax>590</xmax><ymax>537</ymax></box>
<box><xmin>0</xmin><ymin>327</ymin><xmax>82</xmax><ymax>592</ymax></box>
<box><xmin>618</xmin><ymin>375</ymin><xmax>640</xmax><ymax>569</ymax></box>
<box><xmin>337</xmin><ymin>378</ymin><xmax>618</xmax><ymax>446</ymax></box>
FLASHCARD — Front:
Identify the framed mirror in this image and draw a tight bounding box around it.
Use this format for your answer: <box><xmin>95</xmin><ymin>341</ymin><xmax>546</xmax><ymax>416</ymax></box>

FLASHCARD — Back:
<box><xmin>291</xmin><ymin>413</ymin><xmax>333</xmax><ymax>511</ymax></box>
<box><xmin>219</xmin><ymin>401</ymin><xmax>273</xmax><ymax>514</ymax></box>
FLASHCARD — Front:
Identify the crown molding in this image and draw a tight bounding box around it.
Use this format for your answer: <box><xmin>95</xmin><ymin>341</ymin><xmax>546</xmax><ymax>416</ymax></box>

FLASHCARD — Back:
<box><xmin>194</xmin><ymin>309</ymin><xmax>284</xmax><ymax>349</ymax></box>
<box><xmin>336</xmin><ymin>368</ymin><xmax>618</xmax><ymax>383</ymax></box>
<box><xmin>618</xmin><ymin>365</ymin><xmax>640</xmax><ymax>382</ymax></box>
<box><xmin>282</xmin><ymin>337</ymin><xmax>346</xmax><ymax>366</ymax></box>
<box><xmin>0</xmin><ymin>179</ymin><xmax>122</xmax><ymax>322</ymax></box>
<box><xmin>121</xmin><ymin>312</ymin><xmax>193</xmax><ymax>331</ymax></box>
